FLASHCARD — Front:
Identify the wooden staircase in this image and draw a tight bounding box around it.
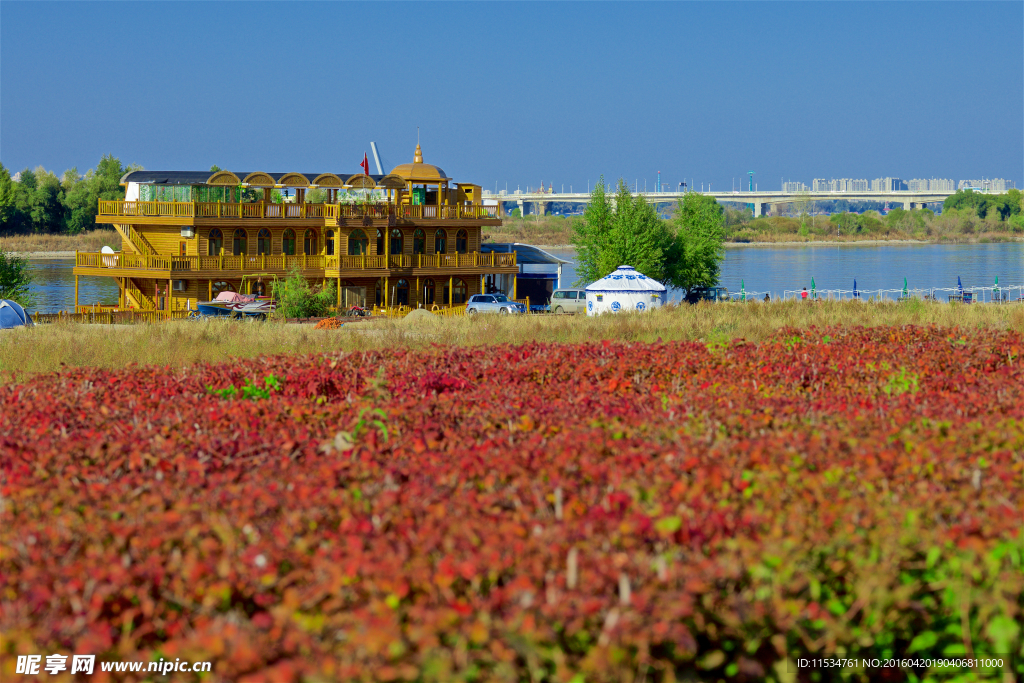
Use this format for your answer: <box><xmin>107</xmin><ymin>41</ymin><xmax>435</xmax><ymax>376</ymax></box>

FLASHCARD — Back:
<box><xmin>114</xmin><ymin>224</ymin><xmax>156</xmax><ymax>256</ymax></box>
<box><xmin>125</xmin><ymin>278</ymin><xmax>156</xmax><ymax>310</ymax></box>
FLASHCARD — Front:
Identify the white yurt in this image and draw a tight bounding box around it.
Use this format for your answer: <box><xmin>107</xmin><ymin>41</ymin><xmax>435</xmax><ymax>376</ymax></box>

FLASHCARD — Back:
<box><xmin>584</xmin><ymin>265</ymin><xmax>667</xmax><ymax>316</ymax></box>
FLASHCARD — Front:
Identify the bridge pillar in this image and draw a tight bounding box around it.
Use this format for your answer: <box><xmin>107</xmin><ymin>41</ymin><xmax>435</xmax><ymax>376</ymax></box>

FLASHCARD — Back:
<box><xmin>903</xmin><ymin>200</ymin><xmax>912</xmax><ymax>211</ymax></box>
<box><xmin>753</xmin><ymin>202</ymin><xmax>766</xmax><ymax>218</ymax></box>
<box><xmin>517</xmin><ymin>199</ymin><xmax>525</xmax><ymax>217</ymax></box>
<box><xmin>538</xmin><ymin>201</ymin><xmax>549</xmax><ymax>216</ymax></box>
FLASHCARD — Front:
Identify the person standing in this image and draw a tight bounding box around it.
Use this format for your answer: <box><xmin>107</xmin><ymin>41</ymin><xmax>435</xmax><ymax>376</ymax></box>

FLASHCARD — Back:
<box><xmin>801</xmin><ymin>287</ymin><xmax>808</xmax><ymax>300</ymax></box>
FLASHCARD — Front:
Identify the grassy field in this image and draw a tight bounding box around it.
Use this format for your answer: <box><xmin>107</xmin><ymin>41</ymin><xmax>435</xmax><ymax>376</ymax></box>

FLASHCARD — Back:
<box><xmin>0</xmin><ymin>228</ymin><xmax>121</xmax><ymax>254</ymax></box>
<box><xmin>3</xmin><ymin>300</ymin><xmax>1021</xmax><ymax>381</ymax></box>
<box><xmin>483</xmin><ymin>215</ymin><xmax>576</xmax><ymax>245</ymax></box>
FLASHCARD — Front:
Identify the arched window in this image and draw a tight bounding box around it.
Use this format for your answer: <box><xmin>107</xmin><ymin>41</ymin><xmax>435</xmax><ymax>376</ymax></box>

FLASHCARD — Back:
<box><xmin>390</xmin><ymin>229</ymin><xmax>403</xmax><ymax>255</ymax></box>
<box><xmin>208</xmin><ymin>228</ymin><xmax>223</xmax><ymax>256</ymax></box>
<box><xmin>395</xmin><ymin>279</ymin><xmax>410</xmax><ymax>306</ymax></box>
<box><xmin>339</xmin><ymin>280</ymin><xmax>360</xmax><ymax>308</ymax></box>
<box><xmin>413</xmin><ymin>229</ymin><xmax>426</xmax><ymax>255</ymax></box>
<box><xmin>303</xmin><ymin>229</ymin><xmax>318</xmax><ymax>255</ymax></box>
<box><xmin>348</xmin><ymin>229</ymin><xmax>368</xmax><ymax>255</ymax></box>
<box><xmin>422</xmin><ymin>278</ymin><xmax>435</xmax><ymax>305</ymax></box>
<box><xmin>376</xmin><ymin>229</ymin><xmax>384</xmax><ymax>255</ymax></box>
<box><xmin>325</xmin><ymin>230</ymin><xmax>335</xmax><ymax>256</ymax></box>
<box><xmin>282</xmin><ymin>229</ymin><xmax>296</xmax><ymax>256</ymax></box>
<box><xmin>456</xmin><ymin>229</ymin><xmax>468</xmax><ymax>254</ymax></box>
<box><xmin>434</xmin><ymin>229</ymin><xmax>447</xmax><ymax>254</ymax></box>
<box><xmin>374</xmin><ymin>278</ymin><xmax>384</xmax><ymax>307</ymax></box>
<box><xmin>257</xmin><ymin>228</ymin><xmax>272</xmax><ymax>255</ymax></box>
<box><xmin>232</xmin><ymin>228</ymin><xmax>247</xmax><ymax>256</ymax></box>
<box><xmin>211</xmin><ymin>280</ymin><xmax>235</xmax><ymax>296</ymax></box>
<box><xmin>443</xmin><ymin>277</ymin><xmax>468</xmax><ymax>305</ymax></box>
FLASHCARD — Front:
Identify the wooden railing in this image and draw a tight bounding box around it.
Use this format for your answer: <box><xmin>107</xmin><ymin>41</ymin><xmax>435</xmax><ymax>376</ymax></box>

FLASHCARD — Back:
<box><xmin>113</xmin><ymin>223</ymin><xmax>156</xmax><ymax>255</ymax></box>
<box><xmin>126</xmin><ymin>279</ymin><xmax>156</xmax><ymax>309</ymax></box>
<box><xmin>99</xmin><ymin>200</ymin><xmax>496</xmax><ymax>222</ymax></box>
<box><xmin>78</xmin><ymin>250</ymin><xmax>514</xmax><ymax>274</ymax></box>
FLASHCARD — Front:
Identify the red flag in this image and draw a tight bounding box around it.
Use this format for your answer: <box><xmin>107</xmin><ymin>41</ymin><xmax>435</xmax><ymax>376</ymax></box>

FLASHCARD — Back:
<box><xmin>361</xmin><ymin>153</ymin><xmax>370</xmax><ymax>176</ymax></box>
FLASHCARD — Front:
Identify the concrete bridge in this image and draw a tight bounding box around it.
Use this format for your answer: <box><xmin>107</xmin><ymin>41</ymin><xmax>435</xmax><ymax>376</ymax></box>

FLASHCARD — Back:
<box><xmin>486</xmin><ymin>190</ymin><xmax>955</xmax><ymax>217</ymax></box>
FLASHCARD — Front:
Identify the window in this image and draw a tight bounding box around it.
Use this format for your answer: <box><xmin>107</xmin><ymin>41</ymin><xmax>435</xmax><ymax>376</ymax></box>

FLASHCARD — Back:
<box><xmin>212</xmin><ymin>280</ymin><xmax>235</xmax><ymax>296</ymax></box>
<box><xmin>282</xmin><ymin>229</ymin><xmax>296</xmax><ymax>256</ymax></box>
<box><xmin>376</xmin><ymin>229</ymin><xmax>384</xmax><ymax>255</ymax></box>
<box><xmin>444</xmin><ymin>277</ymin><xmax>468</xmax><ymax>305</ymax></box>
<box><xmin>434</xmin><ymin>229</ymin><xmax>447</xmax><ymax>254</ymax></box>
<box><xmin>422</xmin><ymin>278</ymin><xmax>435</xmax><ymax>305</ymax></box>
<box><xmin>395</xmin><ymin>279</ymin><xmax>410</xmax><ymax>306</ymax></box>
<box><xmin>553</xmin><ymin>291</ymin><xmax>565</xmax><ymax>299</ymax></box>
<box><xmin>348</xmin><ymin>229</ymin><xmax>368</xmax><ymax>255</ymax></box>
<box><xmin>303</xmin><ymin>229</ymin><xmax>318</xmax><ymax>256</ymax></box>
<box><xmin>493</xmin><ymin>294</ymin><xmax>509</xmax><ymax>302</ymax></box>
<box><xmin>413</xmin><ymin>229</ymin><xmax>426</xmax><ymax>255</ymax></box>
<box><xmin>232</xmin><ymin>229</ymin><xmax>247</xmax><ymax>256</ymax></box>
<box><xmin>456</xmin><ymin>229</ymin><xmax>468</xmax><ymax>254</ymax></box>
<box><xmin>389</xmin><ymin>229</ymin><xmax>403</xmax><ymax>255</ymax></box>
<box><xmin>208</xmin><ymin>228</ymin><xmax>223</xmax><ymax>256</ymax></box>
<box><xmin>257</xmin><ymin>228</ymin><xmax>272</xmax><ymax>255</ymax></box>
<box><xmin>325</xmin><ymin>230</ymin><xmax>335</xmax><ymax>256</ymax></box>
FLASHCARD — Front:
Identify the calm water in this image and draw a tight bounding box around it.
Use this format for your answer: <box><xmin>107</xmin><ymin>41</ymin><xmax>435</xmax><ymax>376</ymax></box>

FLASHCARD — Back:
<box><xmin>547</xmin><ymin>243</ymin><xmax>1023</xmax><ymax>301</ymax></box>
<box><xmin>23</xmin><ymin>243</ymin><xmax>1024</xmax><ymax>312</ymax></box>
<box><xmin>26</xmin><ymin>259</ymin><xmax>120</xmax><ymax>313</ymax></box>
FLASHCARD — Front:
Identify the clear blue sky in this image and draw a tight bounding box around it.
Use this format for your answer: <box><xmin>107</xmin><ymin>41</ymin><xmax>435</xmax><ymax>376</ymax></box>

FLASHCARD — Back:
<box><xmin>2</xmin><ymin>1</ymin><xmax>1021</xmax><ymax>192</ymax></box>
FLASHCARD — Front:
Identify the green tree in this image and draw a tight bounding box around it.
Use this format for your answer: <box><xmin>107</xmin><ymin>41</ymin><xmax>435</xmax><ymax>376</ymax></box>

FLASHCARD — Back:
<box><xmin>571</xmin><ymin>177</ymin><xmax>615</xmax><ymax>286</ymax></box>
<box><xmin>667</xmin><ymin>192</ymin><xmax>725</xmax><ymax>292</ymax></box>
<box><xmin>0</xmin><ymin>250</ymin><xmax>34</xmax><ymax>306</ymax></box>
<box><xmin>0</xmin><ymin>164</ymin><xmax>15</xmax><ymax>227</ymax></box>
<box><xmin>601</xmin><ymin>179</ymin><xmax>670</xmax><ymax>280</ymax></box>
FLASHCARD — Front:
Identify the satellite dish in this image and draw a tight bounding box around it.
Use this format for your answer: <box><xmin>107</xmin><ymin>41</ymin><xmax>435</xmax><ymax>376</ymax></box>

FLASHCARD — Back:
<box><xmin>101</xmin><ymin>246</ymin><xmax>115</xmax><ymax>254</ymax></box>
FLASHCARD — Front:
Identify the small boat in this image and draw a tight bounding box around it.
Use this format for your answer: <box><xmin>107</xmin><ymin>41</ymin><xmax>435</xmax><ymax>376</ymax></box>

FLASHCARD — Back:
<box><xmin>192</xmin><ymin>291</ymin><xmax>276</xmax><ymax>320</ymax></box>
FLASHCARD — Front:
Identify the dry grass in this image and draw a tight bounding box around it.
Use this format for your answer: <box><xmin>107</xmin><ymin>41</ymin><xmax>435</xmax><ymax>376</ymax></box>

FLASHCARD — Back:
<box><xmin>2</xmin><ymin>300</ymin><xmax>1021</xmax><ymax>382</ymax></box>
<box><xmin>483</xmin><ymin>216</ymin><xmax>576</xmax><ymax>246</ymax></box>
<box><xmin>0</xmin><ymin>229</ymin><xmax>121</xmax><ymax>254</ymax></box>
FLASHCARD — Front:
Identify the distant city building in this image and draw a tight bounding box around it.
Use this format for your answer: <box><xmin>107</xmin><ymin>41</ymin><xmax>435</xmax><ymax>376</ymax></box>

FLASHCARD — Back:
<box><xmin>958</xmin><ymin>178</ymin><xmax>1010</xmax><ymax>193</ymax></box>
<box><xmin>811</xmin><ymin>178</ymin><xmax>871</xmax><ymax>192</ymax></box>
<box><xmin>782</xmin><ymin>180</ymin><xmax>809</xmax><ymax>192</ymax></box>
<box><xmin>871</xmin><ymin>177</ymin><xmax>907</xmax><ymax>192</ymax></box>
<box><xmin>907</xmin><ymin>178</ymin><xmax>955</xmax><ymax>192</ymax></box>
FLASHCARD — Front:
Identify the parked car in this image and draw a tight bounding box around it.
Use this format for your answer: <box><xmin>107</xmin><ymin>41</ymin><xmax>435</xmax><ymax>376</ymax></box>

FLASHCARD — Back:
<box><xmin>684</xmin><ymin>286</ymin><xmax>730</xmax><ymax>304</ymax></box>
<box><xmin>465</xmin><ymin>294</ymin><xmax>527</xmax><ymax>315</ymax></box>
<box><xmin>550</xmin><ymin>288</ymin><xmax>588</xmax><ymax>314</ymax></box>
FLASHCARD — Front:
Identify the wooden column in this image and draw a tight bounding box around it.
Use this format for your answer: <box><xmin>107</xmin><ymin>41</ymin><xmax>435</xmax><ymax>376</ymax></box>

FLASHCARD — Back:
<box><xmin>384</xmin><ymin>277</ymin><xmax>389</xmax><ymax>308</ymax></box>
<box><xmin>74</xmin><ymin>274</ymin><xmax>79</xmax><ymax>312</ymax></box>
<box><xmin>337</xmin><ymin>275</ymin><xmax>342</xmax><ymax>310</ymax></box>
<box><xmin>449</xmin><ymin>275</ymin><xmax>453</xmax><ymax>307</ymax></box>
<box><xmin>513</xmin><ymin>276</ymin><xmax>517</xmax><ymax>300</ymax></box>
<box><xmin>208</xmin><ymin>280</ymin><xmax>212</xmax><ymax>301</ymax></box>
<box><xmin>415</xmin><ymin>277</ymin><xmax>420</xmax><ymax>308</ymax></box>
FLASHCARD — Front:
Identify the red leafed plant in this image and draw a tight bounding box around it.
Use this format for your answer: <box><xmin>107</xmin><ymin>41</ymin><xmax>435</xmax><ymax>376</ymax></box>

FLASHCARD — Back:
<box><xmin>2</xmin><ymin>326</ymin><xmax>1021</xmax><ymax>682</ymax></box>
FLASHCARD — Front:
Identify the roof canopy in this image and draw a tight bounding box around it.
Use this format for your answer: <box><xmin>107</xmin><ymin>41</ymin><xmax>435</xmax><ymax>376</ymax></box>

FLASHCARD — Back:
<box><xmin>585</xmin><ymin>266</ymin><xmax>667</xmax><ymax>292</ymax></box>
<box><xmin>390</xmin><ymin>144</ymin><xmax>450</xmax><ymax>183</ymax></box>
<box><xmin>121</xmin><ymin>170</ymin><xmax>386</xmax><ymax>188</ymax></box>
<box><xmin>481</xmin><ymin>242</ymin><xmax>570</xmax><ymax>265</ymax></box>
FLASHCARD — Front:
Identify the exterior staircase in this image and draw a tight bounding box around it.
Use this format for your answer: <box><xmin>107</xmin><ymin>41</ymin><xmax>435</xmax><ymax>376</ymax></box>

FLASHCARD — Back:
<box><xmin>126</xmin><ymin>278</ymin><xmax>156</xmax><ymax>310</ymax></box>
<box><xmin>114</xmin><ymin>224</ymin><xmax>156</xmax><ymax>256</ymax></box>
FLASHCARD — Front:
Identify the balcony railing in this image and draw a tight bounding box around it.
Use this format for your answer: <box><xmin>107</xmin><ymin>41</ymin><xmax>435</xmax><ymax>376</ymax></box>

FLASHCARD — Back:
<box><xmin>76</xmin><ymin>251</ymin><xmax>516</xmax><ymax>274</ymax></box>
<box><xmin>98</xmin><ymin>200</ymin><xmax>499</xmax><ymax>222</ymax></box>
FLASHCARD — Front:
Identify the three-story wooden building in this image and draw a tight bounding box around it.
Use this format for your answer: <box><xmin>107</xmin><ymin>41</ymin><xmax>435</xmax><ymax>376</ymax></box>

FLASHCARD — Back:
<box><xmin>73</xmin><ymin>145</ymin><xmax>516</xmax><ymax>313</ymax></box>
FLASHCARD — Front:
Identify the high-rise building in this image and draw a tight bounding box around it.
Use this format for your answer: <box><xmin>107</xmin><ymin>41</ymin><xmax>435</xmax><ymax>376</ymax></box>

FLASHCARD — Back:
<box><xmin>782</xmin><ymin>181</ymin><xmax>809</xmax><ymax>193</ymax></box>
<box><xmin>958</xmin><ymin>179</ymin><xmax>1010</xmax><ymax>193</ymax></box>
<box><xmin>907</xmin><ymin>178</ymin><xmax>955</xmax><ymax>192</ymax></box>
<box><xmin>871</xmin><ymin>177</ymin><xmax>907</xmax><ymax>192</ymax></box>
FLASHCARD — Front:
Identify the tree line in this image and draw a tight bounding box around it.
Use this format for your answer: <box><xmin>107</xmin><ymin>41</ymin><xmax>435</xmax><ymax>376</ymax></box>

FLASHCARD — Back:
<box><xmin>0</xmin><ymin>155</ymin><xmax>134</xmax><ymax>235</ymax></box>
<box><xmin>572</xmin><ymin>178</ymin><xmax>725</xmax><ymax>292</ymax></box>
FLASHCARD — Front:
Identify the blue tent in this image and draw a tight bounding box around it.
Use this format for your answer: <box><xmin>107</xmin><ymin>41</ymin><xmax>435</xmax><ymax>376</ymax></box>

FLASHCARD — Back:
<box><xmin>0</xmin><ymin>300</ymin><xmax>31</xmax><ymax>329</ymax></box>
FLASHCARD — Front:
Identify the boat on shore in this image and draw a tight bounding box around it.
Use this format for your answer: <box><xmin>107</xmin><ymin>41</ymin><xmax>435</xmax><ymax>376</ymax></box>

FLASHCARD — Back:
<box><xmin>192</xmin><ymin>291</ymin><xmax>276</xmax><ymax>320</ymax></box>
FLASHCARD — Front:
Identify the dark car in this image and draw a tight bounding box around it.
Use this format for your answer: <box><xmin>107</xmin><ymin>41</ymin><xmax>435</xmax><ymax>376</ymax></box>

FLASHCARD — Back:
<box><xmin>684</xmin><ymin>286</ymin><xmax>730</xmax><ymax>304</ymax></box>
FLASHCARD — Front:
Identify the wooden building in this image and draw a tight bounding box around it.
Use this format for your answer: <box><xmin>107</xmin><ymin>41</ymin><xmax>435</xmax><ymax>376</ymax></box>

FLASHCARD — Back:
<box><xmin>73</xmin><ymin>144</ymin><xmax>516</xmax><ymax>313</ymax></box>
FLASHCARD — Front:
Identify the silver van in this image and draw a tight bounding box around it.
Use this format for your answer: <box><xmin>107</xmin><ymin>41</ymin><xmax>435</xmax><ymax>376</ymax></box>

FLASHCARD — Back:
<box><xmin>550</xmin><ymin>288</ymin><xmax>587</xmax><ymax>314</ymax></box>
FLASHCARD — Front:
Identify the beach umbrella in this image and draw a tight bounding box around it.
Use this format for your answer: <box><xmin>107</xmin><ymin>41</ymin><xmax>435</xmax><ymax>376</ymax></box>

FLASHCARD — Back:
<box><xmin>853</xmin><ymin>278</ymin><xmax>858</xmax><ymax>298</ymax></box>
<box><xmin>903</xmin><ymin>277</ymin><xmax>908</xmax><ymax>297</ymax></box>
<box><xmin>957</xmin><ymin>275</ymin><xmax>963</xmax><ymax>295</ymax></box>
<box><xmin>811</xmin><ymin>277</ymin><xmax>816</xmax><ymax>299</ymax></box>
<box><xmin>741</xmin><ymin>279</ymin><xmax>745</xmax><ymax>301</ymax></box>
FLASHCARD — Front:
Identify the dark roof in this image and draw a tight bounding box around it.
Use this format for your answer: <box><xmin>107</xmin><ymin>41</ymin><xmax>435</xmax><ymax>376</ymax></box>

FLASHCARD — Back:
<box><xmin>120</xmin><ymin>171</ymin><xmax>385</xmax><ymax>185</ymax></box>
<box><xmin>481</xmin><ymin>242</ymin><xmax>570</xmax><ymax>265</ymax></box>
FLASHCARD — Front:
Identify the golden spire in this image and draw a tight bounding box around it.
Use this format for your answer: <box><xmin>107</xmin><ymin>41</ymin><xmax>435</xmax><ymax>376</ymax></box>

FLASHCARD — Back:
<box><xmin>414</xmin><ymin>143</ymin><xmax>423</xmax><ymax>164</ymax></box>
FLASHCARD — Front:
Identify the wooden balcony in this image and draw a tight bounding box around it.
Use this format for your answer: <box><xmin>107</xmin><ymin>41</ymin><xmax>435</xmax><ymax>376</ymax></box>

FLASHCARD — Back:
<box><xmin>97</xmin><ymin>201</ymin><xmax>501</xmax><ymax>226</ymax></box>
<box><xmin>73</xmin><ymin>250</ymin><xmax>517</xmax><ymax>279</ymax></box>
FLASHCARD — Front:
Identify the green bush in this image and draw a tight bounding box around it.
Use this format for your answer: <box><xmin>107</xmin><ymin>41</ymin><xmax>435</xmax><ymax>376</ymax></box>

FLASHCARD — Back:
<box><xmin>0</xmin><ymin>250</ymin><xmax>34</xmax><ymax>307</ymax></box>
<box><xmin>272</xmin><ymin>268</ymin><xmax>335</xmax><ymax>318</ymax></box>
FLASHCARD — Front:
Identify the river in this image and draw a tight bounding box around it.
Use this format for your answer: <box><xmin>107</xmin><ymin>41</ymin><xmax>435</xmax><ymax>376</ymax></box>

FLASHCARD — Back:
<box><xmin>23</xmin><ymin>242</ymin><xmax>1024</xmax><ymax>312</ymax></box>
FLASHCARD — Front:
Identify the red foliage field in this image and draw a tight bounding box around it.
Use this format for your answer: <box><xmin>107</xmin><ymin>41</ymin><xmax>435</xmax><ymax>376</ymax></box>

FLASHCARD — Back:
<box><xmin>2</xmin><ymin>326</ymin><xmax>1022</xmax><ymax>682</ymax></box>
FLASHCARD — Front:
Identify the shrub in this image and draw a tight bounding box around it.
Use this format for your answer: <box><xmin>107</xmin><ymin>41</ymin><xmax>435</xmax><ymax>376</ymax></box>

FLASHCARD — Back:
<box><xmin>272</xmin><ymin>267</ymin><xmax>335</xmax><ymax>318</ymax></box>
